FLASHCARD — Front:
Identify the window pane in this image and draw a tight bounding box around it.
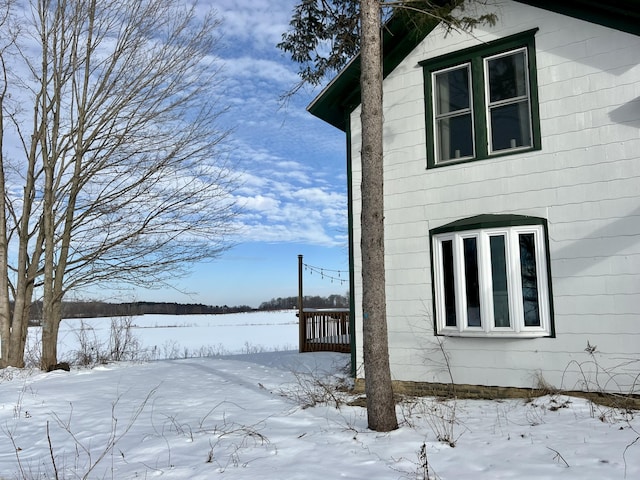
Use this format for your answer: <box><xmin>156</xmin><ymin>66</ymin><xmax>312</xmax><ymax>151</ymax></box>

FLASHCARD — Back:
<box><xmin>463</xmin><ymin>237</ymin><xmax>481</xmax><ymax>327</ymax></box>
<box><xmin>437</xmin><ymin>114</ymin><xmax>473</xmax><ymax>161</ymax></box>
<box><xmin>519</xmin><ymin>233</ymin><xmax>540</xmax><ymax>327</ymax></box>
<box><xmin>488</xmin><ymin>51</ymin><xmax>527</xmax><ymax>102</ymax></box>
<box><xmin>490</xmin><ymin>235</ymin><xmax>510</xmax><ymax>328</ymax></box>
<box><xmin>435</xmin><ymin>66</ymin><xmax>470</xmax><ymax>114</ymax></box>
<box><xmin>441</xmin><ymin>240</ymin><xmax>457</xmax><ymax>327</ymax></box>
<box><xmin>490</xmin><ymin>101</ymin><xmax>532</xmax><ymax>151</ymax></box>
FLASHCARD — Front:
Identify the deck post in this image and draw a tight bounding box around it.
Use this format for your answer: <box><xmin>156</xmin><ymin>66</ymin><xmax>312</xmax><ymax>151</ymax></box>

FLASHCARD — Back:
<box><xmin>298</xmin><ymin>254</ymin><xmax>304</xmax><ymax>353</ymax></box>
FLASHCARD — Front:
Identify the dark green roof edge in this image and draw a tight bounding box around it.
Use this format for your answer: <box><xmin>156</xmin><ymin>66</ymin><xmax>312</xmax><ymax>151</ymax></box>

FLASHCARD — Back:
<box><xmin>429</xmin><ymin>214</ymin><xmax>547</xmax><ymax>235</ymax></box>
<box><xmin>515</xmin><ymin>0</ymin><xmax>640</xmax><ymax>38</ymax></box>
<box><xmin>308</xmin><ymin>0</ymin><xmax>640</xmax><ymax>132</ymax></box>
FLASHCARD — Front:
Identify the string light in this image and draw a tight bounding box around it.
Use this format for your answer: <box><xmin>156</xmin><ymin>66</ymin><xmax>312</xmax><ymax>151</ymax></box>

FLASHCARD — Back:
<box><xmin>303</xmin><ymin>262</ymin><xmax>348</xmax><ymax>286</ymax></box>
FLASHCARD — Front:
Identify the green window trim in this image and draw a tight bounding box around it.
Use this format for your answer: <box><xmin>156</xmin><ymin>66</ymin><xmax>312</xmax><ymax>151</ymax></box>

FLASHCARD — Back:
<box><xmin>422</xmin><ymin>29</ymin><xmax>541</xmax><ymax>168</ymax></box>
<box><xmin>429</xmin><ymin>214</ymin><xmax>555</xmax><ymax>338</ymax></box>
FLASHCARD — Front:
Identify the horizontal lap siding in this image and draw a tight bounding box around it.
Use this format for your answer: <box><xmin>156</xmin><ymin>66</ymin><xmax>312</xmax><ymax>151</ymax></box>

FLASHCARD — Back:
<box><xmin>349</xmin><ymin>1</ymin><xmax>640</xmax><ymax>391</ymax></box>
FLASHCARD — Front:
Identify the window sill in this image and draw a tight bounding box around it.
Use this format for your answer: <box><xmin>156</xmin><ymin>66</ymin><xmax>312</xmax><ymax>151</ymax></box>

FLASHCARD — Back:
<box><xmin>437</xmin><ymin>330</ymin><xmax>552</xmax><ymax>339</ymax></box>
<box><xmin>428</xmin><ymin>145</ymin><xmax>541</xmax><ymax>169</ymax></box>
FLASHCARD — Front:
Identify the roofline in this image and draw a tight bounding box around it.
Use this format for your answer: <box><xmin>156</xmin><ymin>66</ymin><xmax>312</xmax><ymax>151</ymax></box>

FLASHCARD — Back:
<box><xmin>516</xmin><ymin>0</ymin><xmax>640</xmax><ymax>37</ymax></box>
<box><xmin>308</xmin><ymin>0</ymin><xmax>640</xmax><ymax>131</ymax></box>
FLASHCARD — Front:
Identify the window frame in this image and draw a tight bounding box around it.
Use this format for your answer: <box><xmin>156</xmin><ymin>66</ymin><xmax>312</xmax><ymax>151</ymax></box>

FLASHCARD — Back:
<box><xmin>430</xmin><ymin>215</ymin><xmax>554</xmax><ymax>338</ymax></box>
<box><xmin>422</xmin><ymin>29</ymin><xmax>541</xmax><ymax>168</ymax></box>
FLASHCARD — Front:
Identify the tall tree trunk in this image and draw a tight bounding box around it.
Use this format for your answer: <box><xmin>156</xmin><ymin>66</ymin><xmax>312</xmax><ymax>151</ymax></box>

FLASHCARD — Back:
<box><xmin>0</xmin><ymin>69</ymin><xmax>9</xmax><ymax>367</ymax></box>
<box><xmin>41</xmin><ymin>182</ymin><xmax>57</xmax><ymax>369</ymax></box>
<box><xmin>359</xmin><ymin>0</ymin><xmax>398</xmax><ymax>432</ymax></box>
<box><xmin>6</xmin><ymin>164</ymin><xmax>42</xmax><ymax>368</ymax></box>
<box><xmin>41</xmin><ymin>296</ymin><xmax>62</xmax><ymax>370</ymax></box>
<box><xmin>41</xmin><ymin>104</ymin><xmax>58</xmax><ymax>370</ymax></box>
<box><xmin>8</xmin><ymin>300</ymin><xmax>28</xmax><ymax>367</ymax></box>
<box><xmin>41</xmin><ymin>156</ymin><xmax>57</xmax><ymax>368</ymax></box>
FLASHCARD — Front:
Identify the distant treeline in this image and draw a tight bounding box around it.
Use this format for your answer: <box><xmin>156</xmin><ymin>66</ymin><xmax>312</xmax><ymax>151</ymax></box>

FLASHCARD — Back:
<box><xmin>258</xmin><ymin>294</ymin><xmax>349</xmax><ymax>311</ymax></box>
<box><xmin>30</xmin><ymin>301</ymin><xmax>253</xmax><ymax>320</ymax></box>
<box><xmin>24</xmin><ymin>294</ymin><xmax>349</xmax><ymax>321</ymax></box>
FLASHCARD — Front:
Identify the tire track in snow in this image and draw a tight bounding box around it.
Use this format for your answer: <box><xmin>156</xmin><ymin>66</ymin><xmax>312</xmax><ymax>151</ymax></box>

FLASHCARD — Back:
<box><xmin>164</xmin><ymin>358</ymin><xmax>281</xmax><ymax>399</ymax></box>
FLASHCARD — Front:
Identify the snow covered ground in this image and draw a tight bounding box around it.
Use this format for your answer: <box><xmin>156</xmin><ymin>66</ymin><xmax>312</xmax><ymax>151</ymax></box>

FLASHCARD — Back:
<box><xmin>1</xmin><ymin>310</ymin><xmax>639</xmax><ymax>479</ymax></box>
<box><xmin>53</xmin><ymin>310</ymin><xmax>300</xmax><ymax>363</ymax></box>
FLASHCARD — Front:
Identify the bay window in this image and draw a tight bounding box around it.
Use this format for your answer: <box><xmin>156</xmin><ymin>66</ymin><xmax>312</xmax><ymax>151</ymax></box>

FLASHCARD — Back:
<box><xmin>430</xmin><ymin>215</ymin><xmax>554</xmax><ymax>337</ymax></box>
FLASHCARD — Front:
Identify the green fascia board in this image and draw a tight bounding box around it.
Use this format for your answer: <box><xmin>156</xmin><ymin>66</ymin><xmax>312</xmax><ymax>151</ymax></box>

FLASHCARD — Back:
<box><xmin>308</xmin><ymin>0</ymin><xmax>640</xmax><ymax>131</ymax></box>
<box><xmin>515</xmin><ymin>0</ymin><xmax>640</xmax><ymax>37</ymax></box>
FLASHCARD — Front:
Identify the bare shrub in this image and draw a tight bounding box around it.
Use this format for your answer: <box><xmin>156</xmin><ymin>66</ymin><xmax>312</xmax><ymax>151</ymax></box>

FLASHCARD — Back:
<box><xmin>393</xmin><ymin>441</ymin><xmax>441</xmax><ymax>480</ymax></box>
<box><xmin>109</xmin><ymin>317</ymin><xmax>140</xmax><ymax>362</ymax></box>
<box><xmin>242</xmin><ymin>342</ymin><xmax>266</xmax><ymax>355</ymax></box>
<box><xmin>281</xmin><ymin>369</ymin><xmax>346</xmax><ymax>409</ymax></box>
<box><xmin>412</xmin><ymin>322</ymin><xmax>464</xmax><ymax>447</ymax></box>
<box><xmin>72</xmin><ymin>320</ymin><xmax>105</xmax><ymax>366</ymax></box>
<box><xmin>399</xmin><ymin>396</ymin><xmax>466</xmax><ymax>448</ymax></box>
<box><xmin>279</xmin><ymin>358</ymin><xmax>352</xmax><ymax>409</ymax></box>
<box><xmin>23</xmin><ymin>335</ymin><xmax>42</xmax><ymax>369</ymax></box>
<box><xmin>561</xmin><ymin>341</ymin><xmax>640</xmax><ymax>420</ymax></box>
<box><xmin>201</xmin><ymin>417</ymin><xmax>271</xmax><ymax>472</ymax></box>
<box><xmin>69</xmin><ymin>317</ymin><xmax>143</xmax><ymax>367</ymax></box>
<box><xmin>160</xmin><ymin>340</ymin><xmax>181</xmax><ymax>360</ymax></box>
<box><xmin>624</xmin><ymin>434</ymin><xmax>640</xmax><ymax>479</ymax></box>
<box><xmin>154</xmin><ymin>401</ymin><xmax>272</xmax><ymax>473</ymax></box>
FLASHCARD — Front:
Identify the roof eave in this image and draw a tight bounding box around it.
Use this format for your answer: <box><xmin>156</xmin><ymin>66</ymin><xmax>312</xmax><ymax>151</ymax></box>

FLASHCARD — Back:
<box><xmin>308</xmin><ymin>13</ymin><xmax>440</xmax><ymax>131</ymax></box>
<box><xmin>515</xmin><ymin>0</ymin><xmax>640</xmax><ymax>37</ymax></box>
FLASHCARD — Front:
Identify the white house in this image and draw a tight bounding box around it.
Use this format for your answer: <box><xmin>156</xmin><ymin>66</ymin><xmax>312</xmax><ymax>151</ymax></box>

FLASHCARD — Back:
<box><xmin>309</xmin><ymin>0</ymin><xmax>640</xmax><ymax>396</ymax></box>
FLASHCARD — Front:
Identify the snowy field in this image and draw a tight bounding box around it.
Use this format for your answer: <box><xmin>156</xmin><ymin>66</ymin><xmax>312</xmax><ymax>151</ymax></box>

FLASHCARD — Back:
<box><xmin>53</xmin><ymin>310</ymin><xmax>300</xmax><ymax>363</ymax></box>
<box><xmin>1</xmin><ymin>309</ymin><xmax>639</xmax><ymax>479</ymax></box>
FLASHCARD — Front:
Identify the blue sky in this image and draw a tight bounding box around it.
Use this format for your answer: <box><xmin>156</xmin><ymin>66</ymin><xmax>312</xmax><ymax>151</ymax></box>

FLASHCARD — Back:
<box><xmin>132</xmin><ymin>0</ymin><xmax>349</xmax><ymax>308</ymax></box>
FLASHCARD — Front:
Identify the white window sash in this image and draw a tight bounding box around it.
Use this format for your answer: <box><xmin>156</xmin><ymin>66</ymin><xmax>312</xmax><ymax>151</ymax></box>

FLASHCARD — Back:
<box><xmin>484</xmin><ymin>48</ymin><xmax>533</xmax><ymax>154</ymax></box>
<box><xmin>433</xmin><ymin>225</ymin><xmax>551</xmax><ymax>337</ymax></box>
<box><xmin>432</xmin><ymin>63</ymin><xmax>475</xmax><ymax>162</ymax></box>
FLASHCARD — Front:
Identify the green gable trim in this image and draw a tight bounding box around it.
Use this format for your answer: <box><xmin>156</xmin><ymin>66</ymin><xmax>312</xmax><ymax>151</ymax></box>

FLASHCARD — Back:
<box><xmin>308</xmin><ymin>0</ymin><xmax>640</xmax><ymax>131</ymax></box>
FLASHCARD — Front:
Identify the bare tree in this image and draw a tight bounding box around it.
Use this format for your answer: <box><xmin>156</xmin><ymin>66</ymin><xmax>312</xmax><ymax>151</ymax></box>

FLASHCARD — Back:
<box><xmin>0</xmin><ymin>0</ymin><xmax>238</xmax><ymax>369</ymax></box>
<box><xmin>279</xmin><ymin>0</ymin><xmax>496</xmax><ymax>431</ymax></box>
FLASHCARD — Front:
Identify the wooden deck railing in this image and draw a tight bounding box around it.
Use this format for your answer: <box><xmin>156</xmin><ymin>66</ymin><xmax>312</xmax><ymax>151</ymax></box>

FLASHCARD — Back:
<box><xmin>299</xmin><ymin>308</ymin><xmax>350</xmax><ymax>353</ymax></box>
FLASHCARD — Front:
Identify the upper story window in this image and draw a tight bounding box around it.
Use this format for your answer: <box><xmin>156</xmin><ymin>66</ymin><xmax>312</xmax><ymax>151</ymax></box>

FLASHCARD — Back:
<box><xmin>422</xmin><ymin>29</ymin><xmax>541</xmax><ymax>168</ymax></box>
<box><xmin>430</xmin><ymin>215</ymin><xmax>554</xmax><ymax>338</ymax></box>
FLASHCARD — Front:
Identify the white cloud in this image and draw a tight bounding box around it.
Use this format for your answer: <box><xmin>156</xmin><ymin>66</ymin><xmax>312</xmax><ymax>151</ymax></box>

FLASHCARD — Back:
<box><xmin>291</xmin><ymin>187</ymin><xmax>344</xmax><ymax>205</ymax></box>
<box><xmin>212</xmin><ymin>0</ymin><xmax>293</xmax><ymax>50</ymax></box>
<box><xmin>196</xmin><ymin>1</ymin><xmax>348</xmax><ymax>249</ymax></box>
<box><xmin>239</xmin><ymin>194</ymin><xmax>280</xmax><ymax>212</ymax></box>
<box><xmin>222</xmin><ymin>56</ymin><xmax>298</xmax><ymax>86</ymax></box>
<box><xmin>231</xmin><ymin>171</ymin><xmax>347</xmax><ymax>248</ymax></box>
<box><xmin>235</xmin><ymin>219</ymin><xmax>340</xmax><ymax>247</ymax></box>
